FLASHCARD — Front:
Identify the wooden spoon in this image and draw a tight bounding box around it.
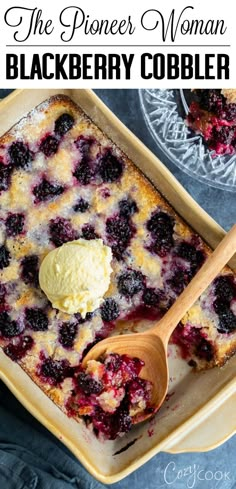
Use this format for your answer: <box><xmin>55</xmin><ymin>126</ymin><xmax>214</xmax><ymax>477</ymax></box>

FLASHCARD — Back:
<box><xmin>82</xmin><ymin>225</ymin><xmax>236</xmax><ymax>423</ymax></box>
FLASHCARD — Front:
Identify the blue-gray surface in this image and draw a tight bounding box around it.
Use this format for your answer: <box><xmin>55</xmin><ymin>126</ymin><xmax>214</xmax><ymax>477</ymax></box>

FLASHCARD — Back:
<box><xmin>0</xmin><ymin>89</ymin><xmax>235</xmax><ymax>489</ymax></box>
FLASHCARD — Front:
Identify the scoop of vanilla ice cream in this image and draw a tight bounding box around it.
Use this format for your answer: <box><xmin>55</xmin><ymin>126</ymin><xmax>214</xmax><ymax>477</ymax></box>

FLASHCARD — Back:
<box><xmin>39</xmin><ymin>239</ymin><xmax>113</xmax><ymax>317</ymax></box>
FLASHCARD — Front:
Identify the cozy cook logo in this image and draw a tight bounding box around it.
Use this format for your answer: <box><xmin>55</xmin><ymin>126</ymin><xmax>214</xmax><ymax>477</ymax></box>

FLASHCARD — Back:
<box><xmin>0</xmin><ymin>0</ymin><xmax>234</xmax><ymax>87</ymax></box>
<box><xmin>163</xmin><ymin>461</ymin><xmax>232</xmax><ymax>488</ymax></box>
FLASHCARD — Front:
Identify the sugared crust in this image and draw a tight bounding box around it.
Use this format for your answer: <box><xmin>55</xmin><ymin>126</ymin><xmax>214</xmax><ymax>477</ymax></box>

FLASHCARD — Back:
<box><xmin>221</xmin><ymin>89</ymin><xmax>236</xmax><ymax>104</ymax></box>
<box><xmin>0</xmin><ymin>93</ymin><xmax>236</xmax><ymax>421</ymax></box>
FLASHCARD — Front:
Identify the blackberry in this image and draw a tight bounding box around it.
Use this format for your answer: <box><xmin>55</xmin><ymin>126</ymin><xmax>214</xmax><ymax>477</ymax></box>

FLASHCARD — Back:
<box><xmin>147</xmin><ymin>211</ymin><xmax>174</xmax><ymax>257</ymax></box>
<box><xmin>219</xmin><ymin>103</ymin><xmax>236</xmax><ymax>122</ymax></box>
<box><xmin>8</xmin><ymin>141</ymin><xmax>33</xmax><ymax>169</ymax></box>
<box><xmin>147</xmin><ymin>211</ymin><xmax>174</xmax><ymax>236</ymax></box>
<box><xmin>117</xmin><ymin>270</ymin><xmax>145</xmax><ymax>297</ymax></box>
<box><xmin>106</xmin><ymin>215</ymin><xmax>135</xmax><ymax>259</ymax></box>
<box><xmin>108</xmin><ymin>222</ymin><xmax>135</xmax><ymax>259</ymax></box>
<box><xmin>167</xmin><ymin>269</ymin><xmax>191</xmax><ymax>295</ymax></box>
<box><xmin>3</xmin><ymin>335</ymin><xmax>34</xmax><ymax>361</ymax></box>
<box><xmin>20</xmin><ymin>255</ymin><xmax>39</xmax><ymax>286</ymax></box>
<box><xmin>40</xmin><ymin>357</ymin><xmax>73</xmax><ymax>385</ymax></box>
<box><xmin>213</xmin><ymin>298</ymin><xmax>227</xmax><ymax>315</ymax></box>
<box><xmin>74</xmin><ymin>136</ymin><xmax>95</xmax><ymax>185</ymax></box>
<box><xmin>0</xmin><ymin>245</ymin><xmax>10</xmax><ymax>270</ymax></box>
<box><xmin>81</xmin><ymin>224</ymin><xmax>98</xmax><ymax>240</ymax></box>
<box><xmin>59</xmin><ymin>322</ymin><xmax>77</xmax><ymax>348</ymax></box>
<box><xmin>97</xmin><ymin>150</ymin><xmax>123</xmax><ymax>183</ymax></box>
<box><xmin>195</xmin><ymin>338</ymin><xmax>213</xmax><ymax>361</ymax></box>
<box><xmin>175</xmin><ymin>242</ymin><xmax>205</xmax><ymax>272</ymax></box>
<box><xmin>25</xmin><ymin>308</ymin><xmax>48</xmax><ymax>331</ymax></box>
<box><xmin>39</xmin><ymin>134</ymin><xmax>59</xmax><ymax>157</ymax></box>
<box><xmin>106</xmin><ymin>216</ymin><xmax>131</xmax><ymax>242</ymax></box>
<box><xmin>110</xmin><ymin>244</ymin><xmax>126</xmax><ymax>261</ymax></box>
<box><xmin>100</xmin><ymin>298</ymin><xmax>120</xmax><ymax>322</ymax></box>
<box><xmin>142</xmin><ymin>288</ymin><xmax>160</xmax><ymax>307</ymax></box>
<box><xmin>118</xmin><ymin>198</ymin><xmax>138</xmax><ymax>218</ymax></box>
<box><xmin>197</xmin><ymin>89</ymin><xmax>222</xmax><ymax>112</ymax></box>
<box><xmin>151</xmin><ymin>237</ymin><xmax>174</xmax><ymax>258</ymax></box>
<box><xmin>77</xmin><ymin>371</ymin><xmax>103</xmax><ymax>395</ymax></box>
<box><xmin>217</xmin><ymin>309</ymin><xmax>236</xmax><ymax>334</ymax></box>
<box><xmin>54</xmin><ymin>113</ymin><xmax>74</xmax><ymax>136</ymax></box>
<box><xmin>175</xmin><ymin>242</ymin><xmax>197</xmax><ymax>261</ymax></box>
<box><xmin>5</xmin><ymin>213</ymin><xmax>25</xmax><ymax>237</ymax></box>
<box><xmin>33</xmin><ymin>178</ymin><xmax>64</xmax><ymax>203</ymax></box>
<box><xmin>49</xmin><ymin>217</ymin><xmax>77</xmax><ymax>247</ymax></box>
<box><xmin>92</xmin><ymin>407</ymin><xmax>113</xmax><ymax>437</ymax></box>
<box><xmin>73</xmin><ymin>162</ymin><xmax>93</xmax><ymax>185</ymax></box>
<box><xmin>213</xmin><ymin>296</ymin><xmax>236</xmax><ymax>333</ymax></box>
<box><xmin>104</xmin><ymin>353</ymin><xmax>122</xmax><ymax>372</ymax></box>
<box><xmin>128</xmin><ymin>378</ymin><xmax>149</xmax><ymax>403</ymax></box>
<box><xmin>114</xmin><ymin>400</ymin><xmax>132</xmax><ymax>436</ymax></box>
<box><xmin>93</xmin><ymin>402</ymin><xmax>132</xmax><ymax>439</ymax></box>
<box><xmin>0</xmin><ymin>163</ymin><xmax>13</xmax><ymax>192</ymax></box>
<box><xmin>73</xmin><ymin>198</ymin><xmax>90</xmax><ymax>213</ymax></box>
<box><xmin>211</xmin><ymin>126</ymin><xmax>234</xmax><ymax>145</ymax></box>
<box><xmin>0</xmin><ymin>312</ymin><xmax>23</xmax><ymax>338</ymax></box>
<box><xmin>214</xmin><ymin>275</ymin><xmax>235</xmax><ymax>302</ymax></box>
<box><xmin>75</xmin><ymin>135</ymin><xmax>94</xmax><ymax>163</ymax></box>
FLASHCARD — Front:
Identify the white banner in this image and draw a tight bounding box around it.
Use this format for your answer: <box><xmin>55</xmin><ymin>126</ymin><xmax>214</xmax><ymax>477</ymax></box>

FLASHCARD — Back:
<box><xmin>0</xmin><ymin>0</ymin><xmax>234</xmax><ymax>87</ymax></box>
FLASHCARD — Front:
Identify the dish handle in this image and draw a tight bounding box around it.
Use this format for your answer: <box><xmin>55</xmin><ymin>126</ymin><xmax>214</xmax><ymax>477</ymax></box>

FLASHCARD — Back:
<box><xmin>165</xmin><ymin>393</ymin><xmax>236</xmax><ymax>453</ymax></box>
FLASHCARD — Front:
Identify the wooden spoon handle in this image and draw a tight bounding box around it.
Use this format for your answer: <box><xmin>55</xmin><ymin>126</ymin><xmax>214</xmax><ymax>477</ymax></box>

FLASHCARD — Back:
<box><xmin>151</xmin><ymin>224</ymin><xmax>236</xmax><ymax>344</ymax></box>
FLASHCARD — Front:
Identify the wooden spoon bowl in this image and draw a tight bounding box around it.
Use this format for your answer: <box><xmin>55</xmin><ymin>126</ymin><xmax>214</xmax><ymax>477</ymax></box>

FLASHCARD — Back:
<box><xmin>82</xmin><ymin>225</ymin><xmax>236</xmax><ymax>423</ymax></box>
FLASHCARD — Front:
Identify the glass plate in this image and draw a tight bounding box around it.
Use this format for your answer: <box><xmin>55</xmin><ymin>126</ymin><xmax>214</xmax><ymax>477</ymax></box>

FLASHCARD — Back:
<box><xmin>139</xmin><ymin>89</ymin><xmax>236</xmax><ymax>192</ymax></box>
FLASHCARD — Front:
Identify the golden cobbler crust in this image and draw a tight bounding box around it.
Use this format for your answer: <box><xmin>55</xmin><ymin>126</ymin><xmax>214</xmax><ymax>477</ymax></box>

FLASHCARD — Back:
<box><xmin>0</xmin><ymin>94</ymin><xmax>235</xmax><ymax>425</ymax></box>
<box><xmin>221</xmin><ymin>89</ymin><xmax>236</xmax><ymax>104</ymax></box>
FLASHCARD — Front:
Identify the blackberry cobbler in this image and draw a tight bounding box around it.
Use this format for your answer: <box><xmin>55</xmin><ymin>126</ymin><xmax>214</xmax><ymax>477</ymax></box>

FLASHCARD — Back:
<box><xmin>0</xmin><ymin>95</ymin><xmax>235</xmax><ymax>439</ymax></box>
<box><xmin>187</xmin><ymin>89</ymin><xmax>236</xmax><ymax>155</ymax></box>
<box><xmin>67</xmin><ymin>353</ymin><xmax>153</xmax><ymax>439</ymax></box>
